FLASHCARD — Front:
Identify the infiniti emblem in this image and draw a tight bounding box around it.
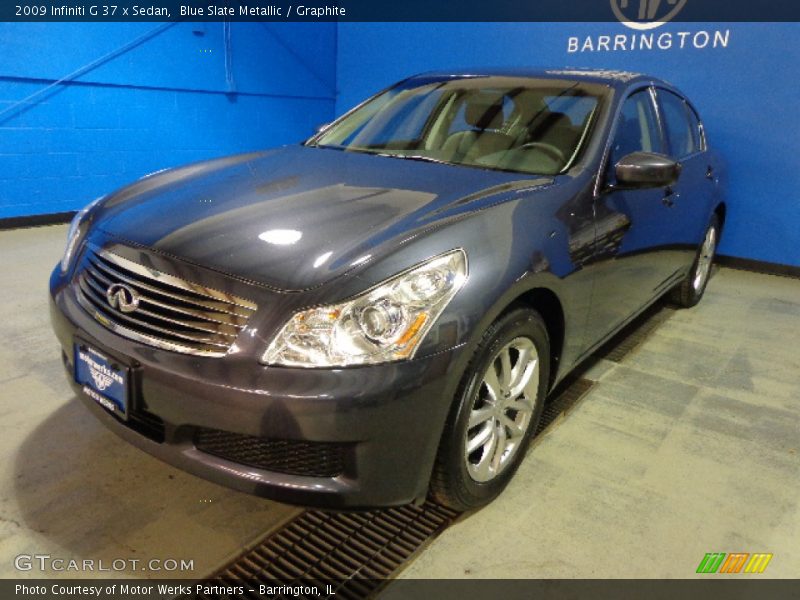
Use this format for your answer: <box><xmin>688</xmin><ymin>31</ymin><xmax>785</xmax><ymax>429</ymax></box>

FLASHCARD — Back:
<box><xmin>106</xmin><ymin>283</ymin><xmax>140</xmax><ymax>313</ymax></box>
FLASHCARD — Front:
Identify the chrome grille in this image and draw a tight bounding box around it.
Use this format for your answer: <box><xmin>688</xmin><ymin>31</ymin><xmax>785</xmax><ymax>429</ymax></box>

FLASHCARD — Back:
<box><xmin>74</xmin><ymin>246</ymin><xmax>258</xmax><ymax>357</ymax></box>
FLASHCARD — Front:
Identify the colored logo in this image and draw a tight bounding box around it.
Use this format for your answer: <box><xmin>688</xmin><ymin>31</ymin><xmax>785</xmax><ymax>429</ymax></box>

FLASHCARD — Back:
<box><xmin>696</xmin><ymin>552</ymin><xmax>773</xmax><ymax>574</ymax></box>
<box><xmin>611</xmin><ymin>0</ymin><xmax>688</xmax><ymax>30</ymax></box>
<box><xmin>106</xmin><ymin>283</ymin><xmax>140</xmax><ymax>313</ymax></box>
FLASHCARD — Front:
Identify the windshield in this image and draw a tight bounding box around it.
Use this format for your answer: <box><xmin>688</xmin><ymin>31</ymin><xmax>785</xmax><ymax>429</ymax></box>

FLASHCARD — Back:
<box><xmin>308</xmin><ymin>76</ymin><xmax>604</xmax><ymax>176</ymax></box>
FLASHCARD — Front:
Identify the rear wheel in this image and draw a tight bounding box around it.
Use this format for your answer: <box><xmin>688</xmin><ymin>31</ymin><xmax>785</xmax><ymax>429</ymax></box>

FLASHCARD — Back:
<box><xmin>429</xmin><ymin>308</ymin><xmax>549</xmax><ymax>511</ymax></box>
<box><xmin>670</xmin><ymin>215</ymin><xmax>719</xmax><ymax>308</ymax></box>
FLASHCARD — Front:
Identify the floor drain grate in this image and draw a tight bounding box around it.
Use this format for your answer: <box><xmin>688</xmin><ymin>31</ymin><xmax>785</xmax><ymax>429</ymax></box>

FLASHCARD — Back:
<box><xmin>536</xmin><ymin>377</ymin><xmax>595</xmax><ymax>437</ymax></box>
<box><xmin>593</xmin><ymin>303</ymin><xmax>675</xmax><ymax>363</ymax></box>
<box><xmin>189</xmin><ymin>502</ymin><xmax>458</xmax><ymax>600</ymax></box>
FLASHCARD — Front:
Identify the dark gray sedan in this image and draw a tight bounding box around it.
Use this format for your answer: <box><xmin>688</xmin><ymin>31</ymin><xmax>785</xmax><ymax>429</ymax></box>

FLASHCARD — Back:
<box><xmin>50</xmin><ymin>69</ymin><xmax>726</xmax><ymax>510</ymax></box>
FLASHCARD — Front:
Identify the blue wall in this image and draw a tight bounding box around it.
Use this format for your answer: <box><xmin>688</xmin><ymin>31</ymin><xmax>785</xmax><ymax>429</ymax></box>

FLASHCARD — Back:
<box><xmin>0</xmin><ymin>22</ymin><xmax>336</xmax><ymax>218</ymax></box>
<box><xmin>336</xmin><ymin>23</ymin><xmax>800</xmax><ymax>266</ymax></box>
<box><xmin>2</xmin><ymin>22</ymin><xmax>798</xmax><ymax>267</ymax></box>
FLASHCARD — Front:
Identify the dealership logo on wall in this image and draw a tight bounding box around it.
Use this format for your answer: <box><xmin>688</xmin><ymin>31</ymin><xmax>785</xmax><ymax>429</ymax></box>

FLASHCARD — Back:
<box><xmin>611</xmin><ymin>0</ymin><xmax>688</xmax><ymax>31</ymax></box>
<box><xmin>567</xmin><ymin>0</ymin><xmax>730</xmax><ymax>53</ymax></box>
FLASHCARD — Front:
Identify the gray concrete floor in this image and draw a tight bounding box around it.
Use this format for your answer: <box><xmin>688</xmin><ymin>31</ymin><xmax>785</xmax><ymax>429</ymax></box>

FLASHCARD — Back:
<box><xmin>398</xmin><ymin>267</ymin><xmax>800</xmax><ymax>579</ymax></box>
<box><xmin>1</xmin><ymin>224</ymin><xmax>798</xmax><ymax>581</ymax></box>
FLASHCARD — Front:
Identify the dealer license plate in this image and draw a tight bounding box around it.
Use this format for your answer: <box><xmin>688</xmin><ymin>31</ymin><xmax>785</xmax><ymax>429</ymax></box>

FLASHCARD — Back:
<box><xmin>74</xmin><ymin>343</ymin><xmax>129</xmax><ymax>419</ymax></box>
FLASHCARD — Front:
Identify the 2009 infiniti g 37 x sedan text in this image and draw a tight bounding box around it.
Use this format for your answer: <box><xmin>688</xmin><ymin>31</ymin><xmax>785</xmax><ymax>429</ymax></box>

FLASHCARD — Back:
<box><xmin>50</xmin><ymin>69</ymin><xmax>726</xmax><ymax>510</ymax></box>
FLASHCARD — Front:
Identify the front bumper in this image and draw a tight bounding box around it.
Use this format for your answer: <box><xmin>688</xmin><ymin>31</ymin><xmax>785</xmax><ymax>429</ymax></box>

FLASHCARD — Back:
<box><xmin>50</xmin><ymin>266</ymin><xmax>464</xmax><ymax>508</ymax></box>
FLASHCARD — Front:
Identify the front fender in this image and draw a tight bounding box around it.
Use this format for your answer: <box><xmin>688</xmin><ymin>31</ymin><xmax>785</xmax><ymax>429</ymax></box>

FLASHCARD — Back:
<box><xmin>288</xmin><ymin>176</ymin><xmax>596</xmax><ymax>386</ymax></box>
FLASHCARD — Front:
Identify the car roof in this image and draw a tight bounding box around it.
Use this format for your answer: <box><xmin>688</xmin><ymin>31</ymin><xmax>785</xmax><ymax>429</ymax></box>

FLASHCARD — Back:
<box><xmin>411</xmin><ymin>68</ymin><xmax>666</xmax><ymax>90</ymax></box>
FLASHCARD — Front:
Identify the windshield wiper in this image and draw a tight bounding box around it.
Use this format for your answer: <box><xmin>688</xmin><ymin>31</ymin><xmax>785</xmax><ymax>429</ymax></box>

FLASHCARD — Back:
<box><xmin>310</xmin><ymin>145</ymin><xmax>454</xmax><ymax>166</ymax></box>
<box><xmin>378</xmin><ymin>153</ymin><xmax>452</xmax><ymax>166</ymax></box>
<box><xmin>308</xmin><ymin>142</ymin><xmax>347</xmax><ymax>150</ymax></box>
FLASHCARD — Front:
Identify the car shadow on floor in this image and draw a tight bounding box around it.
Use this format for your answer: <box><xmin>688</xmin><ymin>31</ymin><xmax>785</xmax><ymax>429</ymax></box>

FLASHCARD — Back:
<box><xmin>11</xmin><ymin>396</ymin><xmax>295</xmax><ymax>578</ymax></box>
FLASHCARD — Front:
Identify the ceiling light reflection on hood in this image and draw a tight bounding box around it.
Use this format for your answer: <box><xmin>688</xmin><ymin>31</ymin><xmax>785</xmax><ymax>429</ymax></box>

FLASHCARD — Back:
<box><xmin>259</xmin><ymin>229</ymin><xmax>302</xmax><ymax>245</ymax></box>
<box><xmin>313</xmin><ymin>251</ymin><xmax>333</xmax><ymax>268</ymax></box>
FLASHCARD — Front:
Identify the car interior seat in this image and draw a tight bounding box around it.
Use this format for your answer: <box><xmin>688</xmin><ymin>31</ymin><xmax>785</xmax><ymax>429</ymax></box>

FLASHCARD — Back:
<box><xmin>441</xmin><ymin>95</ymin><xmax>515</xmax><ymax>163</ymax></box>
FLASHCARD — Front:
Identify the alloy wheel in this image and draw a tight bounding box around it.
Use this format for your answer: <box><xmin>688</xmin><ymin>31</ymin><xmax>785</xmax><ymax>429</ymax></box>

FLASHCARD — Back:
<box><xmin>464</xmin><ymin>337</ymin><xmax>540</xmax><ymax>483</ymax></box>
<box><xmin>693</xmin><ymin>225</ymin><xmax>717</xmax><ymax>292</ymax></box>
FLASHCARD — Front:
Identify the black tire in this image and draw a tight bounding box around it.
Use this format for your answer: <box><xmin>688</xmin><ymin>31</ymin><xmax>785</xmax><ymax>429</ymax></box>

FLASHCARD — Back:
<box><xmin>429</xmin><ymin>308</ymin><xmax>550</xmax><ymax>511</ymax></box>
<box><xmin>669</xmin><ymin>214</ymin><xmax>720</xmax><ymax>308</ymax></box>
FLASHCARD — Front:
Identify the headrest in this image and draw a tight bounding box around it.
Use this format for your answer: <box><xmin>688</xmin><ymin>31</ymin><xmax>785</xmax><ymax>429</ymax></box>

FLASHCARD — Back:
<box><xmin>465</xmin><ymin>95</ymin><xmax>505</xmax><ymax>130</ymax></box>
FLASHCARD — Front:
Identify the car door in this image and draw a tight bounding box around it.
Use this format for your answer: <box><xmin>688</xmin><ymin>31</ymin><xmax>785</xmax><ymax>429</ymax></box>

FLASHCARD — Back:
<box><xmin>585</xmin><ymin>87</ymin><xmax>677</xmax><ymax>346</ymax></box>
<box><xmin>654</xmin><ymin>88</ymin><xmax>715</xmax><ymax>268</ymax></box>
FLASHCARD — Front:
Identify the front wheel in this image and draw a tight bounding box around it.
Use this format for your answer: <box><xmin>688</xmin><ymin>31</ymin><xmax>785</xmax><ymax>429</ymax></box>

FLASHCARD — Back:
<box><xmin>670</xmin><ymin>215</ymin><xmax>720</xmax><ymax>308</ymax></box>
<box><xmin>429</xmin><ymin>308</ymin><xmax>550</xmax><ymax>511</ymax></box>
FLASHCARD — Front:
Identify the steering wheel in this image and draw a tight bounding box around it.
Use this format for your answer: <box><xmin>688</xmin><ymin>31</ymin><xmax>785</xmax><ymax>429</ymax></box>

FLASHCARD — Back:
<box><xmin>520</xmin><ymin>142</ymin><xmax>566</xmax><ymax>164</ymax></box>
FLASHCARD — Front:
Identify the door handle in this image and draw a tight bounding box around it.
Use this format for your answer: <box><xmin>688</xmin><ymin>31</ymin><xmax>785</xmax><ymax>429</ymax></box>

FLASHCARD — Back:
<box><xmin>706</xmin><ymin>165</ymin><xmax>715</xmax><ymax>180</ymax></box>
<box><xmin>662</xmin><ymin>186</ymin><xmax>675</xmax><ymax>208</ymax></box>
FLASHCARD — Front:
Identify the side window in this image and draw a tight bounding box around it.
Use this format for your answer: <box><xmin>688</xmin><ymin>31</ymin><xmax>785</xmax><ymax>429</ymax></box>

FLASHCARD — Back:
<box><xmin>610</xmin><ymin>89</ymin><xmax>662</xmax><ymax>167</ymax></box>
<box><xmin>658</xmin><ymin>90</ymin><xmax>698</xmax><ymax>158</ymax></box>
<box><xmin>686</xmin><ymin>104</ymin><xmax>705</xmax><ymax>152</ymax></box>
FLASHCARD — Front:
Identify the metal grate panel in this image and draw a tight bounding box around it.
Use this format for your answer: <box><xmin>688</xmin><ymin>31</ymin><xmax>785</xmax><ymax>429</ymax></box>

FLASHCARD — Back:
<box><xmin>593</xmin><ymin>303</ymin><xmax>675</xmax><ymax>363</ymax></box>
<box><xmin>536</xmin><ymin>377</ymin><xmax>595</xmax><ymax>437</ymax></box>
<box><xmin>189</xmin><ymin>503</ymin><xmax>458</xmax><ymax>600</ymax></box>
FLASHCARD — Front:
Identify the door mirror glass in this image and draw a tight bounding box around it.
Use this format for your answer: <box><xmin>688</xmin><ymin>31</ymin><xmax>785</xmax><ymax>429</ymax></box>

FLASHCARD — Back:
<box><xmin>615</xmin><ymin>151</ymin><xmax>681</xmax><ymax>188</ymax></box>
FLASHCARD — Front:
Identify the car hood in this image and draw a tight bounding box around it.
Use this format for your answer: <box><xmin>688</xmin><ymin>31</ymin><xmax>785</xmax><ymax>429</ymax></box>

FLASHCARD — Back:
<box><xmin>96</xmin><ymin>145</ymin><xmax>551</xmax><ymax>291</ymax></box>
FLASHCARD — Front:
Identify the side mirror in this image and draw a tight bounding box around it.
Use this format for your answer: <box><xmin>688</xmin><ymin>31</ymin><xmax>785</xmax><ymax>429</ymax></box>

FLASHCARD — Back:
<box><xmin>614</xmin><ymin>152</ymin><xmax>681</xmax><ymax>189</ymax></box>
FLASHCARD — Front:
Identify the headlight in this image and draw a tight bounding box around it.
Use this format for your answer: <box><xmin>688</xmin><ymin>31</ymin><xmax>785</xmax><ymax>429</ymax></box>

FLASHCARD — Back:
<box><xmin>262</xmin><ymin>249</ymin><xmax>468</xmax><ymax>367</ymax></box>
<box><xmin>60</xmin><ymin>198</ymin><xmax>102</xmax><ymax>273</ymax></box>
